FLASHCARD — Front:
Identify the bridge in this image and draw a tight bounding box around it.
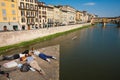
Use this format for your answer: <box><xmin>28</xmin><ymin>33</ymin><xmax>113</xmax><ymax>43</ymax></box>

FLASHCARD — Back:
<box><xmin>92</xmin><ymin>16</ymin><xmax>120</xmax><ymax>26</ymax></box>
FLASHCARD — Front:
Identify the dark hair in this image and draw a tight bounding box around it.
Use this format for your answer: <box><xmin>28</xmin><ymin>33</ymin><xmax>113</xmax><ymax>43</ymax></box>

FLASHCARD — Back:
<box><xmin>22</xmin><ymin>50</ymin><xmax>29</xmax><ymax>54</ymax></box>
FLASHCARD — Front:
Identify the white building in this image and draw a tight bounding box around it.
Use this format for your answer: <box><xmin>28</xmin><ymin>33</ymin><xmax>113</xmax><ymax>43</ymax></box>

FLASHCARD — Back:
<box><xmin>57</xmin><ymin>5</ymin><xmax>76</xmax><ymax>25</ymax></box>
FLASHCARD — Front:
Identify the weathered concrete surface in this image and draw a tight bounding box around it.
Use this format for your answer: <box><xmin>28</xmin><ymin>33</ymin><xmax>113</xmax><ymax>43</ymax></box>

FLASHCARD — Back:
<box><xmin>0</xmin><ymin>23</ymin><xmax>90</xmax><ymax>47</ymax></box>
<box><xmin>0</xmin><ymin>45</ymin><xmax>59</xmax><ymax>80</ymax></box>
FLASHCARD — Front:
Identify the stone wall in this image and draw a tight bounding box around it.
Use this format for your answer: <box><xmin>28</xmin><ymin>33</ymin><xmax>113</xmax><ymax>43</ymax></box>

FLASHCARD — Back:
<box><xmin>0</xmin><ymin>23</ymin><xmax>90</xmax><ymax>47</ymax></box>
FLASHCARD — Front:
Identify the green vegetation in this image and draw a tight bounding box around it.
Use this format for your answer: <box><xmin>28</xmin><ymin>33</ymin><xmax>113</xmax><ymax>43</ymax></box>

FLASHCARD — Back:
<box><xmin>0</xmin><ymin>25</ymin><xmax>91</xmax><ymax>54</ymax></box>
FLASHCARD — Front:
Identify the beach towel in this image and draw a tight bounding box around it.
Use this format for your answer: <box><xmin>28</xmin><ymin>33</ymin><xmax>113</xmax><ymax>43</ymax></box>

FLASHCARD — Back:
<box><xmin>3</xmin><ymin>61</ymin><xmax>18</xmax><ymax>68</ymax></box>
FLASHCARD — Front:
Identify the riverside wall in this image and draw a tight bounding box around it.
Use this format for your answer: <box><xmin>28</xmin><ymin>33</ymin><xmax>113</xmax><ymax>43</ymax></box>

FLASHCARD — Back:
<box><xmin>0</xmin><ymin>23</ymin><xmax>90</xmax><ymax>47</ymax></box>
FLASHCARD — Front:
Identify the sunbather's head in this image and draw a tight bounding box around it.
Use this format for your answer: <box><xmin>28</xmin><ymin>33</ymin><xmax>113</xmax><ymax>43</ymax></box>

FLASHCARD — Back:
<box><xmin>31</xmin><ymin>47</ymin><xmax>34</xmax><ymax>51</ymax></box>
<box><xmin>28</xmin><ymin>52</ymin><xmax>34</xmax><ymax>56</ymax></box>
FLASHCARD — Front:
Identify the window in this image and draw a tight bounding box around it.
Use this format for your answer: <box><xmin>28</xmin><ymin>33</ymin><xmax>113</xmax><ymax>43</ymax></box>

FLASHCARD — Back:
<box><xmin>13</xmin><ymin>17</ymin><xmax>16</xmax><ymax>20</ymax></box>
<box><xmin>22</xmin><ymin>25</ymin><xmax>25</xmax><ymax>30</ymax></box>
<box><xmin>11</xmin><ymin>4</ymin><xmax>14</xmax><ymax>7</ymax></box>
<box><xmin>26</xmin><ymin>3</ymin><xmax>29</xmax><ymax>9</ymax></box>
<box><xmin>26</xmin><ymin>0</ymin><xmax>29</xmax><ymax>2</ymax></box>
<box><xmin>3</xmin><ymin>26</ymin><xmax>7</xmax><ymax>31</ymax></box>
<box><xmin>20</xmin><ymin>2</ymin><xmax>24</xmax><ymax>8</ymax></box>
<box><xmin>3</xmin><ymin>17</ymin><xmax>7</xmax><ymax>20</ymax></box>
<box><xmin>36</xmin><ymin>18</ymin><xmax>38</xmax><ymax>22</ymax></box>
<box><xmin>48</xmin><ymin>19</ymin><xmax>50</xmax><ymax>22</ymax></box>
<box><xmin>35</xmin><ymin>12</ymin><xmax>38</xmax><ymax>17</ymax></box>
<box><xmin>35</xmin><ymin>5</ymin><xmax>38</xmax><ymax>10</ymax></box>
<box><xmin>21</xmin><ymin>18</ymin><xmax>25</xmax><ymax>23</ymax></box>
<box><xmin>21</xmin><ymin>10</ymin><xmax>25</xmax><ymax>16</ymax></box>
<box><xmin>31</xmin><ymin>18</ymin><xmax>34</xmax><ymax>22</ymax></box>
<box><xmin>39</xmin><ymin>11</ymin><xmax>41</xmax><ymax>14</ymax></box>
<box><xmin>35</xmin><ymin>0</ymin><xmax>37</xmax><ymax>3</ymax></box>
<box><xmin>27</xmin><ymin>19</ymin><xmax>30</xmax><ymax>23</ymax></box>
<box><xmin>12</xmin><ymin>10</ymin><xmax>16</xmax><ymax>15</ymax></box>
<box><xmin>30</xmin><ymin>4</ymin><xmax>33</xmax><ymax>9</ymax></box>
<box><xmin>2</xmin><ymin>9</ymin><xmax>6</xmax><ymax>16</ymax></box>
<box><xmin>11</xmin><ymin>0</ymin><xmax>14</xmax><ymax>2</ymax></box>
<box><xmin>26</xmin><ymin>11</ymin><xmax>30</xmax><ymax>16</ymax></box>
<box><xmin>31</xmin><ymin>12</ymin><xmax>34</xmax><ymax>16</ymax></box>
<box><xmin>30</xmin><ymin>0</ymin><xmax>32</xmax><ymax>2</ymax></box>
<box><xmin>39</xmin><ymin>15</ymin><xmax>41</xmax><ymax>18</ymax></box>
<box><xmin>1</xmin><ymin>2</ymin><xmax>5</xmax><ymax>6</ymax></box>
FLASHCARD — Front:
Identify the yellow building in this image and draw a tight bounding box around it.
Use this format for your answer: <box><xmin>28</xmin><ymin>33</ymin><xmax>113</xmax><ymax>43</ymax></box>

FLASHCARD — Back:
<box><xmin>76</xmin><ymin>10</ymin><xmax>83</xmax><ymax>24</ymax></box>
<box><xmin>0</xmin><ymin>0</ymin><xmax>20</xmax><ymax>31</ymax></box>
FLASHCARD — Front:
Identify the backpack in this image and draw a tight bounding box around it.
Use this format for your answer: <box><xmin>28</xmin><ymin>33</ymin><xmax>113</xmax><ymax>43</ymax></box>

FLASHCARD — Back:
<box><xmin>20</xmin><ymin>63</ymin><xmax>30</xmax><ymax>72</ymax></box>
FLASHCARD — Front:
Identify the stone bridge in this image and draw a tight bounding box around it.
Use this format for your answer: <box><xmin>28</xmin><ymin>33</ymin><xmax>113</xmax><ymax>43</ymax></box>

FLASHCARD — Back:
<box><xmin>92</xmin><ymin>16</ymin><xmax>120</xmax><ymax>26</ymax></box>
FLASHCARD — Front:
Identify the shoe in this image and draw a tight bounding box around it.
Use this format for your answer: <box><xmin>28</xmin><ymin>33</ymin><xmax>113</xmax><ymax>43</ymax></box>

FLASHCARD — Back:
<box><xmin>52</xmin><ymin>56</ymin><xmax>57</xmax><ymax>60</ymax></box>
<box><xmin>46</xmin><ymin>58</ymin><xmax>51</xmax><ymax>62</ymax></box>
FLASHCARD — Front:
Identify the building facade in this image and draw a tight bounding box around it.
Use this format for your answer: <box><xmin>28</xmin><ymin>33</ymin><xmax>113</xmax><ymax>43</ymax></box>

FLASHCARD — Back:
<box><xmin>0</xmin><ymin>0</ymin><xmax>20</xmax><ymax>31</ymax></box>
<box><xmin>38</xmin><ymin>2</ymin><xmax>47</xmax><ymax>28</ymax></box>
<box><xmin>76</xmin><ymin>10</ymin><xmax>84</xmax><ymax>24</ymax></box>
<box><xmin>18</xmin><ymin>0</ymin><xmax>38</xmax><ymax>30</ymax></box>
<box><xmin>0</xmin><ymin>0</ymin><xmax>97</xmax><ymax>31</ymax></box>
<box><xmin>82</xmin><ymin>11</ymin><xmax>89</xmax><ymax>23</ymax></box>
<box><xmin>53</xmin><ymin>6</ymin><xmax>61</xmax><ymax>26</ymax></box>
<box><xmin>46</xmin><ymin>5</ymin><xmax>54</xmax><ymax>27</ymax></box>
<box><xmin>58</xmin><ymin>5</ymin><xmax>76</xmax><ymax>25</ymax></box>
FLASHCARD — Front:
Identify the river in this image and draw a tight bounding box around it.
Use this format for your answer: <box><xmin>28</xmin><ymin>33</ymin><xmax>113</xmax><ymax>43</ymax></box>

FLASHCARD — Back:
<box><xmin>60</xmin><ymin>23</ymin><xmax>120</xmax><ymax>80</ymax></box>
<box><xmin>2</xmin><ymin>23</ymin><xmax>120</xmax><ymax>80</ymax></box>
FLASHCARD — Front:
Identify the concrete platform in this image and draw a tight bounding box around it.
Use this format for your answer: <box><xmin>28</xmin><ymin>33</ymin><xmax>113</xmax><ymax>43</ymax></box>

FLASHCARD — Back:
<box><xmin>0</xmin><ymin>45</ymin><xmax>59</xmax><ymax>80</ymax></box>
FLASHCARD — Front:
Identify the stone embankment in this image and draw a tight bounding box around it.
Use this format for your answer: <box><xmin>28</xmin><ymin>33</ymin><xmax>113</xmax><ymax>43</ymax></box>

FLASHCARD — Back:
<box><xmin>0</xmin><ymin>23</ymin><xmax>90</xmax><ymax>47</ymax></box>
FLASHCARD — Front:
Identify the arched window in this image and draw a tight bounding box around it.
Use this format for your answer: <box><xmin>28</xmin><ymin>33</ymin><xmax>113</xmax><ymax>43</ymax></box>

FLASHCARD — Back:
<box><xmin>3</xmin><ymin>26</ymin><xmax>7</xmax><ymax>31</ymax></box>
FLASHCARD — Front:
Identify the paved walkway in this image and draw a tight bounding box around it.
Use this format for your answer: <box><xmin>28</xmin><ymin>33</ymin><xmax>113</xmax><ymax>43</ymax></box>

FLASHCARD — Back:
<box><xmin>39</xmin><ymin>23</ymin><xmax>90</xmax><ymax>37</ymax></box>
<box><xmin>0</xmin><ymin>45</ymin><xmax>59</xmax><ymax>80</ymax></box>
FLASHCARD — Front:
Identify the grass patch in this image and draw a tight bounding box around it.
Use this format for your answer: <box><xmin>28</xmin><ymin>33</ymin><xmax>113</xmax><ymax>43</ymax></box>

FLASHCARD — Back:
<box><xmin>0</xmin><ymin>25</ymin><xmax>91</xmax><ymax>54</ymax></box>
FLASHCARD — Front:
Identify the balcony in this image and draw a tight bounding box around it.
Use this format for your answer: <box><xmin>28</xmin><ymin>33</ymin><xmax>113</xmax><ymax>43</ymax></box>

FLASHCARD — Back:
<box><xmin>42</xmin><ymin>16</ymin><xmax>47</xmax><ymax>19</ymax></box>
<box><xmin>26</xmin><ymin>15</ymin><xmax>35</xmax><ymax>18</ymax></box>
<box><xmin>27</xmin><ymin>22</ymin><xmax>35</xmax><ymax>25</ymax></box>
<box><xmin>34</xmin><ymin>8</ymin><xmax>38</xmax><ymax>11</ymax></box>
<box><xmin>38</xmin><ymin>2</ymin><xmax>45</xmax><ymax>6</ymax></box>
<box><xmin>19</xmin><ymin>6</ymin><xmax>38</xmax><ymax>11</ymax></box>
<box><xmin>30</xmin><ymin>22</ymin><xmax>35</xmax><ymax>25</ymax></box>
<box><xmin>31</xmin><ymin>7</ymin><xmax>38</xmax><ymax>11</ymax></box>
<box><xmin>19</xmin><ymin>6</ymin><xmax>26</xmax><ymax>10</ymax></box>
<box><xmin>27</xmin><ymin>22</ymin><xmax>30</xmax><ymax>24</ymax></box>
<box><xmin>26</xmin><ymin>7</ymin><xmax>30</xmax><ymax>10</ymax></box>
